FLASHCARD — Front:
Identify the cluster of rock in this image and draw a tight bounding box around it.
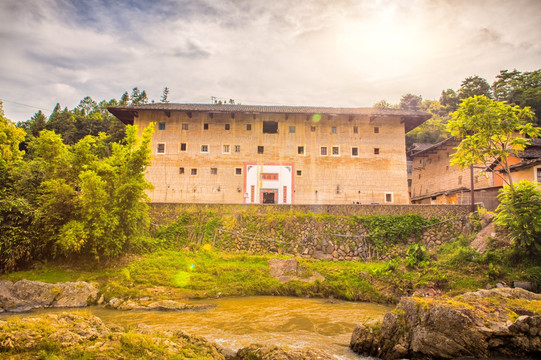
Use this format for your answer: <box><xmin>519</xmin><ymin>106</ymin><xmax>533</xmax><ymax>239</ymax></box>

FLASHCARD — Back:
<box><xmin>0</xmin><ymin>280</ymin><xmax>99</xmax><ymax>313</ymax></box>
<box><xmin>350</xmin><ymin>287</ymin><xmax>541</xmax><ymax>359</ymax></box>
<box><xmin>106</xmin><ymin>298</ymin><xmax>214</xmax><ymax>312</ymax></box>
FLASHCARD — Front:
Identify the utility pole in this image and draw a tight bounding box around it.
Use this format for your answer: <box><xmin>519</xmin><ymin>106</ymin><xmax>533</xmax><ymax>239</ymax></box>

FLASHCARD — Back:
<box><xmin>470</xmin><ymin>164</ymin><xmax>475</xmax><ymax>212</ymax></box>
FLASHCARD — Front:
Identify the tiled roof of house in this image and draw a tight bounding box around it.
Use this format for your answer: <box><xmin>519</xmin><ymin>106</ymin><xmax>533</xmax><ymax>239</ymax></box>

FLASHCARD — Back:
<box><xmin>408</xmin><ymin>137</ymin><xmax>457</xmax><ymax>157</ymax></box>
<box><xmin>108</xmin><ymin>103</ymin><xmax>431</xmax><ymax>132</ymax></box>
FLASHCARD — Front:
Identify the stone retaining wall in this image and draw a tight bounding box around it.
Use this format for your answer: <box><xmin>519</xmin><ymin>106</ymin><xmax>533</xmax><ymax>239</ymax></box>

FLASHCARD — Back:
<box><xmin>151</xmin><ymin>204</ymin><xmax>470</xmax><ymax>262</ymax></box>
<box><xmin>150</xmin><ymin>203</ymin><xmax>470</xmax><ymax>226</ymax></box>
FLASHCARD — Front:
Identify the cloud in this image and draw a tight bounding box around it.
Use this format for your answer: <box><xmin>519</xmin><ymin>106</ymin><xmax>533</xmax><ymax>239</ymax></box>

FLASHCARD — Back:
<box><xmin>1</xmin><ymin>0</ymin><xmax>541</xmax><ymax>123</ymax></box>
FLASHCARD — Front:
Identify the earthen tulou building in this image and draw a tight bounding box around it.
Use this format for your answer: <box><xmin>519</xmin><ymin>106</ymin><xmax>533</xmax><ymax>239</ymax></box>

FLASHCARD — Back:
<box><xmin>108</xmin><ymin>104</ymin><xmax>430</xmax><ymax>205</ymax></box>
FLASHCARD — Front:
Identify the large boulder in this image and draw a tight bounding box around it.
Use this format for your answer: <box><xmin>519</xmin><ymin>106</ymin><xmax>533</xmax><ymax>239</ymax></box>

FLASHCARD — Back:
<box><xmin>236</xmin><ymin>343</ymin><xmax>335</xmax><ymax>360</ymax></box>
<box><xmin>0</xmin><ymin>280</ymin><xmax>99</xmax><ymax>312</ymax></box>
<box><xmin>351</xmin><ymin>287</ymin><xmax>541</xmax><ymax>359</ymax></box>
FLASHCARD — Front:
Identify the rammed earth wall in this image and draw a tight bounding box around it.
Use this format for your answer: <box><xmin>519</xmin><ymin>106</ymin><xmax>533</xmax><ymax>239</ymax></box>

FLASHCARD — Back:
<box><xmin>150</xmin><ymin>204</ymin><xmax>470</xmax><ymax>261</ymax></box>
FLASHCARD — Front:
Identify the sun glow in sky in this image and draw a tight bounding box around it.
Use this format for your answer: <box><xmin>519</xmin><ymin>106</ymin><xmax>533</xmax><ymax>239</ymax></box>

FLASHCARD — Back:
<box><xmin>0</xmin><ymin>0</ymin><xmax>540</xmax><ymax>123</ymax></box>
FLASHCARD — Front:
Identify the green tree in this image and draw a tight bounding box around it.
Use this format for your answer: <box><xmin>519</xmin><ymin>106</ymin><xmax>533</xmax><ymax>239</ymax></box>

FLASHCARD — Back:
<box><xmin>494</xmin><ymin>181</ymin><xmax>541</xmax><ymax>259</ymax></box>
<box><xmin>446</xmin><ymin>95</ymin><xmax>540</xmax><ymax>191</ymax></box>
<box><xmin>458</xmin><ymin>75</ymin><xmax>492</xmax><ymax>99</ymax></box>
<box><xmin>399</xmin><ymin>93</ymin><xmax>422</xmax><ymax>111</ymax></box>
<box><xmin>439</xmin><ymin>89</ymin><xmax>459</xmax><ymax>113</ymax></box>
<box><xmin>0</xmin><ymin>102</ymin><xmax>25</xmax><ymax>165</ymax></box>
<box><xmin>373</xmin><ymin>99</ymin><xmax>394</xmax><ymax>109</ymax></box>
<box><xmin>161</xmin><ymin>87</ymin><xmax>170</xmax><ymax>103</ymax></box>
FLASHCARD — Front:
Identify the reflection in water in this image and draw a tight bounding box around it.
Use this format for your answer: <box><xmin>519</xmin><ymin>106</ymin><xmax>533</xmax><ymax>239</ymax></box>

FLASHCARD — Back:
<box><xmin>2</xmin><ymin>297</ymin><xmax>391</xmax><ymax>359</ymax></box>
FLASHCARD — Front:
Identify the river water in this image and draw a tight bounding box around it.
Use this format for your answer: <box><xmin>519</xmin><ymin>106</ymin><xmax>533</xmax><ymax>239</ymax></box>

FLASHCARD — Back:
<box><xmin>1</xmin><ymin>296</ymin><xmax>391</xmax><ymax>359</ymax></box>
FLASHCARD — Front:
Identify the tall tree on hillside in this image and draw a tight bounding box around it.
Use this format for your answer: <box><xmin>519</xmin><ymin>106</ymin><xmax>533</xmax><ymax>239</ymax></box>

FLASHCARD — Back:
<box><xmin>161</xmin><ymin>87</ymin><xmax>170</xmax><ymax>103</ymax></box>
<box><xmin>399</xmin><ymin>93</ymin><xmax>423</xmax><ymax>111</ymax></box>
<box><xmin>458</xmin><ymin>75</ymin><xmax>492</xmax><ymax>99</ymax></box>
<box><xmin>373</xmin><ymin>99</ymin><xmax>394</xmax><ymax>109</ymax></box>
<box><xmin>119</xmin><ymin>92</ymin><xmax>130</xmax><ymax>106</ymax></box>
<box><xmin>439</xmin><ymin>89</ymin><xmax>459</xmax><ymax>113</ymax></box>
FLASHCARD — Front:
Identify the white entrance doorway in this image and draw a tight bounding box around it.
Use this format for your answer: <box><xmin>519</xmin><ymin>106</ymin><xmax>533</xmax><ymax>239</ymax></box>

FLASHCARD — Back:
<box><xmin>244</xmin><ymin>164</ymin><xmax>293</xmax><ymax>204</ymax></box>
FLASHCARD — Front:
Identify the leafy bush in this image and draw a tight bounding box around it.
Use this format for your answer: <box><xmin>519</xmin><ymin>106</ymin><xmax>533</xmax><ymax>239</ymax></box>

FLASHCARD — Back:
<box><xmin>494</xmin><ymin>181</ymin><xmax>541</xmax><ymax>259</ymax></box>
<box><xmin>405</xmin><ymin>243</ymin><xmax>429</xmax><ymax>268</ymax></box>
<box><xmin>353</xmin><ymin>214</ymin><xmax>434</xmax><ymax>249</ymax></box>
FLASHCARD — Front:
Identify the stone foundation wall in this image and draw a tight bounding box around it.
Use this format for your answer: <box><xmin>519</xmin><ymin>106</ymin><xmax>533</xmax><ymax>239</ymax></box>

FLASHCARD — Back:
<box><xmin>151</xmin><ymin>204</ymin><xmax>470</xmax><ymax>262</ymax></box>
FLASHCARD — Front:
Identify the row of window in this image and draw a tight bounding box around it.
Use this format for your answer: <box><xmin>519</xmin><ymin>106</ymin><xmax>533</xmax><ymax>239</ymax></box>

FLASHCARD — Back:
<box><xmin>157</xmin><ymin>143</ymin><xmax>380</xmax><ymax>156</ymax></box>
<box><xmin>179</xmin><ymin>167</ymin><xmax>305</xmax><ymax>177</ymax></box>
<box><xmin>158</xmin><ymin>122</ymin><xmax>380</xmax><ymax>135</ymax></box>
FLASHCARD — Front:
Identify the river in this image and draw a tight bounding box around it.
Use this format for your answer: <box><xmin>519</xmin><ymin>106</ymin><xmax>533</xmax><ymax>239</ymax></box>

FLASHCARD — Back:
<box><xmin>1</xmin><ymin>296</ymin><xmax>391</xmax><ymax>359</ymax></box>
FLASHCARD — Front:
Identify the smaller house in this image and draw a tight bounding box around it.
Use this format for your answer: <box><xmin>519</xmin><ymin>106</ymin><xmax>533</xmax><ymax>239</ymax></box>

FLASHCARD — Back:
<box><xmin>409</xmin><ymin>138</ymin><xmax>500</xmax><ymax>210</ymax></box>
<box><xmin>495</xmin><ymin>138</ymin><xmax>541</xmax><ymax>184</ymax></box>
<box><xmin>410</xmin><ymin>137</ymin><xmax>541</xmax><ymax>210</ymax></box>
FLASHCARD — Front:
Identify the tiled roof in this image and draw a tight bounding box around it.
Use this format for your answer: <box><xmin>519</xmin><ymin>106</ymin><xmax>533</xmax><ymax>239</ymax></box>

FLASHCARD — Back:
<box><xmin>408</xmin><ymin>137</ymin><xmax>457</xmax><ymax>157</ymax></box>
<box><xmin>108</xmin><ymin>103</ymin><xmax>431</xmax><ymax>132</ymax></box>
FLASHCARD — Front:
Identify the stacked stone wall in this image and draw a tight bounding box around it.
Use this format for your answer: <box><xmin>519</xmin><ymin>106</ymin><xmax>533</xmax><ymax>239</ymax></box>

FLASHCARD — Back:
<box><xmin>150</xmin><ymin>204</ymin><xmax>470</xmax><ymax>261</ymax></box>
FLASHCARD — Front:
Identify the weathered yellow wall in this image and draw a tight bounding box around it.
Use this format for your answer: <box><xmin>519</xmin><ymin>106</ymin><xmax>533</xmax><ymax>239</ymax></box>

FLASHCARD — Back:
<box><xmin>134</xmin><ymin>110</ymin><xmax>410</xmax><ymax>204</ymax></box>
<box><xmin>411</xmin><ymin>145</ymin><xmax>493</xmax><ymax>201</ymax></box>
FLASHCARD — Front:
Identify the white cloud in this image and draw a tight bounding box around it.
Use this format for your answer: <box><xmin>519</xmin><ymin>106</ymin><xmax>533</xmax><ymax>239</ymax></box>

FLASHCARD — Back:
<box><xmin>1</xmin><ymin>0</ymin><xmax>540</xmax><ymax>123</ymax></box>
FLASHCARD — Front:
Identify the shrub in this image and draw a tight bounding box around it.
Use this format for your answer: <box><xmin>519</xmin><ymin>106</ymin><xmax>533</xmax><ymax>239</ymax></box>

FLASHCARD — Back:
<box><xmin>494</xmin><ymin>181</ymin><xmax>541</xmax><ymax>259</ymax></box>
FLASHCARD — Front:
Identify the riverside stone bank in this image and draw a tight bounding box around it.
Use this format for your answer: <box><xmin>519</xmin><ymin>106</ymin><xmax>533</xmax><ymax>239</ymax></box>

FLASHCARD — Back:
<box><xmin>150</xmin><ymin>204</ymin><xmax>471</xmax><ymax>261</ymax></box>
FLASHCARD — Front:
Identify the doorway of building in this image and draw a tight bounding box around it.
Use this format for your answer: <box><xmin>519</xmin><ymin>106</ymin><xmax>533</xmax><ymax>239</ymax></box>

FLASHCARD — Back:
<box><xmin>261</xmin><ymin>189</ymin><xmax>278</xmax><ymax>204</ymax></box>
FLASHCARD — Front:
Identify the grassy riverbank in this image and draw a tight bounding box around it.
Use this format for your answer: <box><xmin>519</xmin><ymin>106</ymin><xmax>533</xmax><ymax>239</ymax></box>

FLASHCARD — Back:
<box><xmin>2</xmin><ymin>235</ymin><xmax>538</xmax><ymax>304</ymax></box>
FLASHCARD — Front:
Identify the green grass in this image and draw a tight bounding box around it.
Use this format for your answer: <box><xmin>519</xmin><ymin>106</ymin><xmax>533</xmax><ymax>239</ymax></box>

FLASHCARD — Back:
<box><xmin>1</xmin><ymin>238</ymin><xmax>537</xmax><ymax>305</ymax></box>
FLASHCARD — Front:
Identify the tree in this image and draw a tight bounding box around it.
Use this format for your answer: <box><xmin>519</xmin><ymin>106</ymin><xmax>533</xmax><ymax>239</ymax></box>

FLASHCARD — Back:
<box><xmin>439</xmin><ymin>89</ymin><xmax>459</xmax><ymax>113</ymax></box>
<box><xmin>119</xmin><ymin>92</ymin><xmax>130</xmax><ymax>106</ymax></box>
<box><xmin>458</xmin><ymin>75</ymin><xmax>492</xmax><ymax>99</ymax></box>
<box><xmin>399</xmin><ymin>93</ymin><xmax>422</xmax><ymax>111</ymax></box>
<box><xmin>446</xmin><ymin>95</ymin><xmax>540</xmax><ymax>191</ymax></box>
<box><xmin>373</xmin><ymin>99</ymin><xmax>393</xmax><ymax>109</ymax></box>
<box><xmin>161</xmin><ymin>87</ymin><xmax>170</xmax><ymax>103</ymax></box>
<box><xmin>406</xmin><ymin>100</ymin><xmax>449</xmax><ymax>148</ymax></box>
<box><xmin>0</xmin><ymin>102</ymin><xmax>25</xmax><ymax>165</ymax></box>
<box><xmin>494</xmin><ymin>181</ymin><xmax>541</xmax><ymax>258</ymax></box>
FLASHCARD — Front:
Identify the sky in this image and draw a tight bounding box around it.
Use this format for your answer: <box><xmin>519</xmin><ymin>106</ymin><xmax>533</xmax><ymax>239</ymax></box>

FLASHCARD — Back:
<box><xmin>1</xmin><ymin>0</ymin><xmax>540</xmax><ymax>123</ymax></box>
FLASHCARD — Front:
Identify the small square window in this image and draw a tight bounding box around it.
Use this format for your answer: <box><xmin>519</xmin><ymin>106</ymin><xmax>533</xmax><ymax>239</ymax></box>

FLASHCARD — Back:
<box><xmin>258</xmin><ymin>146</ymin><xmax>264</xmax><ymax>154</ymax></box>
<box><xmin>223</xmin><ymin>144</ymin><xmax>230</xmax><ymax>154</ymax></box>
<box><xmin>298</xmin><ymin>146</ymin><xmax>304</xmax><ymax>155</ymax></box>
<box><xmin>235</xmin><ymin>167</ymin><xmax>242</xmax><ymax>175</ymax></box>
<box><xmin>182</xmin><ymin>124</ymin><xmax>189</xmax><ymax>130</ymax></box>
<box><xmin>234</xmin><ymin>145</ymin><xmax>240</xmax><ymax>152</ymax></box>
<box><xmin>353</xmin><ymin>126</ymin><xmax>358</xmax><ymax>134</ymax></box>
<box><xmin>201</xmin><ymin>145</ymin><xmax>209</xmax><ymax>153</ymax></box>
<box><xmin>158</xmin><ymin>122</ymin><xmax>166</xmax><ymax>130</ymax></box>
<box><xmin>191</xmin><ymin>168</ymin><xmax>197</xmax><ymax>175</ymax></box>
<box><xmin>331</xmin><ymin>126</ymin><xmax>337</xmax><ymax>134</ymax></box>
<box><xmin>385</xmin><ymin>193</ymin><xmax>393</xmax><ymax>203</ymax></box>
<box><xmin>374</xmin><ymin>148</ymin><xmax>380</xmax><ymax>155</ymax></box>
<box><xmin>180</xmin><ymin>143</ymin><xmax>187</xmax><ymax>152</ymax></box>
<box><xmin>352</xmin><ymin>147</ymin><xmax>359</xmax><ymax>156</ymax></box>
<box><xmin>157</xmin><ymin>143</ymin><xmax>165</xmax><ymax>154</ymax></box>
<box><xmin>296</xmin><ymin>170</ymin><xmax>302</xmax><ymax>176</ymax></box>
<box><xmin>311</xmin><ymin>126</ymin><xmax>316</xmax><ymax>132</ymax></box>
<box><xmin>179</xmin><ymin>167</ymin><xmax>184</xmax><ymax>174</ymax></box>
<box><xmin>204</xmin><ymin>123</ymin><xmax>209</xmax><ymax>130</ymax></box>
<box><xmin>332</xmin><ymin>146</ymin><xmax>340</xmax><ymax>156</ymax></box>
<box><xmin>246</xmin><ymin>124</ymin><xmax>252</xmax><ymax>131</ymax></box>
<box><xmin>289</xmin><ymin>126</ymin><xmax>296</xmax><ymax>133</ymax></box>
<box><xmin>321</xmin><ymin>146</ymin><xmax>328</xmax><ymax>156</ymax></box>
<box><xmin>225</xmin><ymin>124</ymin><xmax>231</xmax><ymax>130</ymax></box>
<box><xmin>374</xmin><ymin>127</ymin><xmax>379</xmax><ymax>134</ymax></box>
<box><xmin>211</xmin><ymin>168</ymin><xmax>217</xmax><ymax>175</ymax></box>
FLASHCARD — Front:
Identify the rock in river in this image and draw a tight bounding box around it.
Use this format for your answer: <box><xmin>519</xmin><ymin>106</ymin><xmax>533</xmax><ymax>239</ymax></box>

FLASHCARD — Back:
<box><xmin>236</xmin><ymin>343</ymin><xmax>335</xmax><ymax>360</ymax></box>
<box><xmin>350</xmin><ymin>287</ymin><xmax>541</xmax><ymax>359</ymax></box>
<box><xmin>0</xmin><ymin>280</ymin><xmax>99</xmax><ymax>312</ymax></box>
